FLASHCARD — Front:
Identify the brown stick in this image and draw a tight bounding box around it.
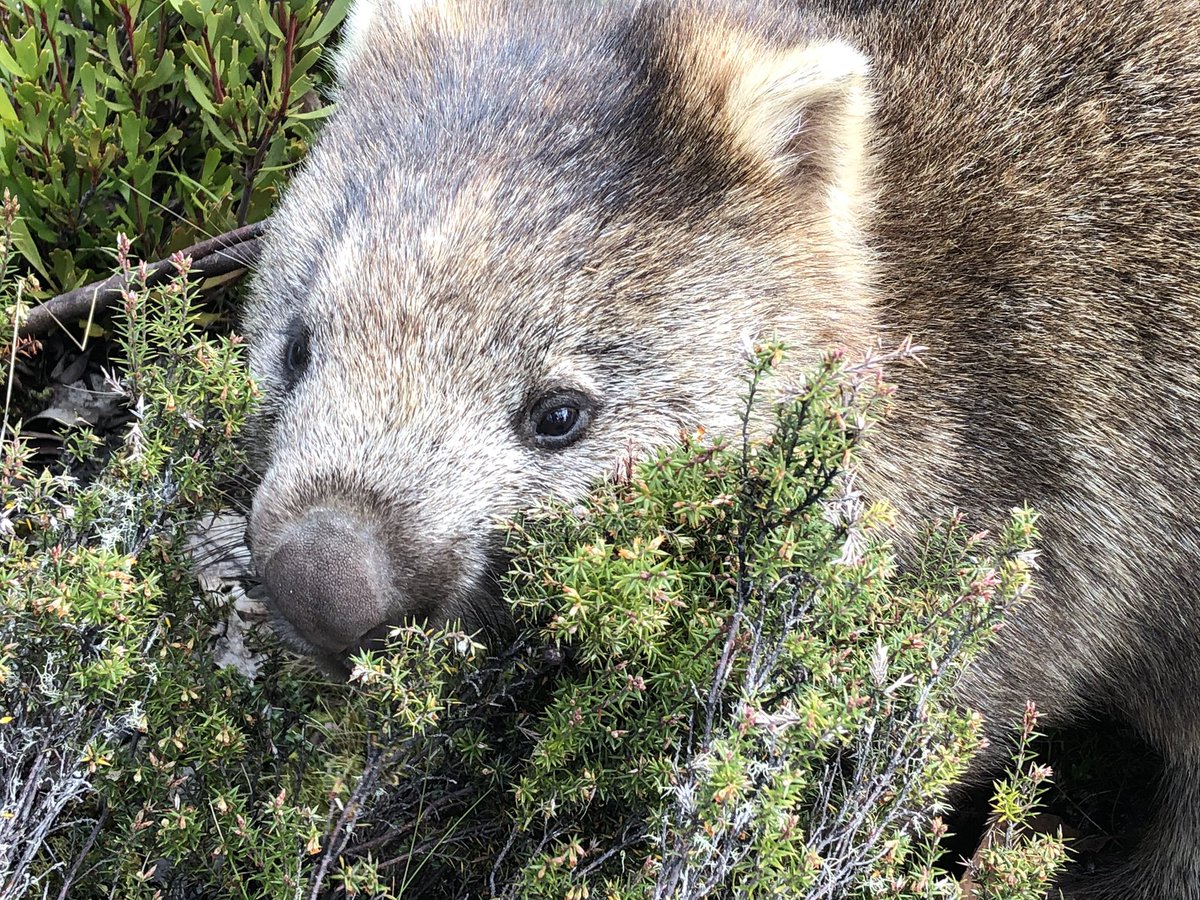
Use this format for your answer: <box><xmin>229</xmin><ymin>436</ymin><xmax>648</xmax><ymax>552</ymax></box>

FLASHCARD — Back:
<box><xmin>18</xmin><ymin>219</ymin><xmax>269</xmax><ymax>338</ymax></box>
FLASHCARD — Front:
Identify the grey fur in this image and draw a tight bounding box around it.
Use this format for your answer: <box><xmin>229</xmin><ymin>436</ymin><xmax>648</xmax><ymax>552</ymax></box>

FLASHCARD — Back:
<box><xmin>243</xmin><ymin>1</ymin><xmax>1200</xmax><ymax>895</ymax></box>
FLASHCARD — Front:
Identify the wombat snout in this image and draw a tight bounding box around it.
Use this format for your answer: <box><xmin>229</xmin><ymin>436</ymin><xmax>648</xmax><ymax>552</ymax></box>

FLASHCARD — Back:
<box><xmin>260</xmin><ymin>508</ymin><xmax>392</xmax><ymax>653</ymax></box>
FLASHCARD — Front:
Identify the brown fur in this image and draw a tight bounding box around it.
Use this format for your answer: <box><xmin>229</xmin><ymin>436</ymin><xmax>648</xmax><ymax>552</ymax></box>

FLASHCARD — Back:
<box><xmin>243</xmin><ymin>1</ymin><xmax>1200</xmax><ymax>894</ymax></box>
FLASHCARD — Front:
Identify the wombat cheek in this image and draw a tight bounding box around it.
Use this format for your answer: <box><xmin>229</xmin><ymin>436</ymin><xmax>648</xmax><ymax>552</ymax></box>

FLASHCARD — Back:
<box><xmin>260</xmin><ymin>508</ymin><xmax>392</xmax><ymax>652</ymax></box>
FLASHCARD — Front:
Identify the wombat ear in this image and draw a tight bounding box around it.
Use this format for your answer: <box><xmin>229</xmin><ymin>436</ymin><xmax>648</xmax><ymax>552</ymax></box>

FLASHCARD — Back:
<box><xmin>334</xmin><ymin>0</ymin><xmax>457</xmax><ymax>79</ymax></box>
<box><xmin>724</xmin><ymin>41</ymin><xmax>871</xmax><ymax>191</ymax></box>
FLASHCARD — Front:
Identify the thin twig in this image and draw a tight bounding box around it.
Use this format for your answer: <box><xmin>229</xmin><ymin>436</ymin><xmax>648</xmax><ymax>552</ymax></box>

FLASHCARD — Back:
<box><xmin>306</xmin><ymin>747</ymin><xmax>387</xmax><ymax>900</ymax></box>
<box><xmin>343</xmin><ymin>786</ymin><xmax>479</xmax><ymax>860</ymax></box>
<box><xmin>572</xmin><ymin>818</ymin><xmax>647</xmax><ymax>881</ymax></box>
<box><xmin>18</xmin><ymin>219</ymin><xmax>268</xmax><ymax>339</ymax></box>
<box><xmin>54</xmin><ymin>802</ymin><xmax>110</xmax><ymax>900</ymax></box>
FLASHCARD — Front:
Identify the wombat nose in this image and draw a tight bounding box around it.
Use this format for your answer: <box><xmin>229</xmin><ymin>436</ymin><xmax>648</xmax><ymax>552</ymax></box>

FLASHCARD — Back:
<box><xmin>262</xmin><ymin>509</ymin><xmax>391</xmax><ymax>652</ymax></box>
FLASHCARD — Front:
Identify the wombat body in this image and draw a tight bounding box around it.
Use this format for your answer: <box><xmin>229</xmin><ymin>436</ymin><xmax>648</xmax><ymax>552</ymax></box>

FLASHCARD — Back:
<box><xmin>243</xmin><ymin>1</ymin><xmax>1200</xmax><ymax>895</ymax></box>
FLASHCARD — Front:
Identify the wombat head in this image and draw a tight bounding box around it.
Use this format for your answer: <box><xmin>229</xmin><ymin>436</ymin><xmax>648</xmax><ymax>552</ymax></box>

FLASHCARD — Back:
<box><xmin>243</xmin><ymin>0</ymin><xmax>879</xmax><ymax>659</ymax></box>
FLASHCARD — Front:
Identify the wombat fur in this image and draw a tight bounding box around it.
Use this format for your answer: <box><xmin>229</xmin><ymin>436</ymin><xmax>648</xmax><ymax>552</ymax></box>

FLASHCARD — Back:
<box><xmin>242</xmin><ymin>1</ymin><xmax>1200</xmax><ymax>895</ymax></box>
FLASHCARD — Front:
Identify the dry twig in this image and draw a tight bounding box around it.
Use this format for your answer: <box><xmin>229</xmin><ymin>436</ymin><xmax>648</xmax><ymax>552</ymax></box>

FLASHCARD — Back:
<box><xmin>18</xmin><ymin>220</ymin><xmax>267</xmax><ymax>339</ymax></box>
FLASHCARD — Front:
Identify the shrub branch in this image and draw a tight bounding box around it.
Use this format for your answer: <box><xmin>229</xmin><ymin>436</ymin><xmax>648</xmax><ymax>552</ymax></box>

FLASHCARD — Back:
<box><xmin>18</xmin><ymin>221</ymin><xmax>267</xmax><ymax>338</ymax></box>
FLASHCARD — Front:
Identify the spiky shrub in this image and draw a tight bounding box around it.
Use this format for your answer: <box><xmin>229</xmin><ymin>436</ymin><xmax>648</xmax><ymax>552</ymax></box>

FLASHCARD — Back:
<box><xmin>0</xmin><ymin>204</ymin><xmax>265</xmax><ymax>896</ymax></box>
<box><xmin>450</xmin><ymin>349</ymin><xmax>1054</xmax><ymax>899</ymax></box>
<box><xmin>281</xmin><ymin>347</ymin><xmax>1065</xmax><ymax>900</ymax></box>
<box><xmin>0</xmin><ymin>210</ymin><xmax>1064</xmax><ymax>896</ymax></box>
<box><xmin>0</xmin><ymin>0</ymin><xmax>348</xmax><ymax>294</ymax></box>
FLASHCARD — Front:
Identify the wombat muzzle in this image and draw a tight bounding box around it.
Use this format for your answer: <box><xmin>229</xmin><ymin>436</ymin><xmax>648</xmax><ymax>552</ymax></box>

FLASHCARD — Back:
<box><xmin>260</xmin><ymin>508</ymin><xmax>392</xmax><ymax>652</ymax></box>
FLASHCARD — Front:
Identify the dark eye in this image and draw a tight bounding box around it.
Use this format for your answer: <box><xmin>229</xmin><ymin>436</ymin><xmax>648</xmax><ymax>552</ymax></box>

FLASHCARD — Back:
<box><xmin>283</xmin><ymin>319</ymin><xmax>310</xmax><ymax>387</ymax></box>
<box><xmin>530</xmin><ymin>392</ymin><xmax>592</xmax><ymax>450</ymax></box>
<box><xmin>538</xmin><ymin>406</ymin><xmax>579</xmax><ymax>437</ymax></box>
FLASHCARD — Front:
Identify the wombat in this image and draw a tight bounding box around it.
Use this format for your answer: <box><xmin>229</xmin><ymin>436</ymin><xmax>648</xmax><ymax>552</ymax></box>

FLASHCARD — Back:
<box><xmin>241</xmin><ymin>0</ymin><xmax>1200</xmax><ymax>895</ymax></box>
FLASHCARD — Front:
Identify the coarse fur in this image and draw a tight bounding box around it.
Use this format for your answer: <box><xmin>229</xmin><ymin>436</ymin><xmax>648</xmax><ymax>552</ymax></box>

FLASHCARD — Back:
<box><xmin>242</xmin><ymin>1</ymin><xmax>1200</xmax><ymax>895</ymax></box>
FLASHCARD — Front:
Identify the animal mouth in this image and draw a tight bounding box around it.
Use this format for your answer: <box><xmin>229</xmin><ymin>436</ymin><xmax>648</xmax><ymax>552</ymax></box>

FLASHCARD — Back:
<box><xmin>247</xmin><ymin>495</ymin><xmax>509</xmax><ymax>665</ymax></box>
<box><xmin>250</xmin><ymin>583</ymin><xmax>413</xmax><ymax>676</ymax></box>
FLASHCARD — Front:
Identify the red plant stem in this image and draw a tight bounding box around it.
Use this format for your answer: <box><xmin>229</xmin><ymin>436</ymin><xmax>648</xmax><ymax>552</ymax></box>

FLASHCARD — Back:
<box><xmin>201</xmin><ymin>30</ymin><xmax>226</xmax><ymax>104</ymax></box>
<box><xmin>235</xmin><ymin>6</ymin><xmax>297</xmax><ymax>224</ymax></box>
<box><xmin>39</xmin><ymin>10</ymin><xmax>70</xmax><ymax>101</ymax></box>
<box><xmin>280</xmin><ymin>10</ymin><xmax>297</xmax><ymax>114</ymax></box>
<box><xmin>119</xmin><ymin>3</ymin><xmax>138</xmax><ymax>77</ymax></box>
<box><xmin>154</xmin><ymin>4</ymin><xmax>169</xmax><ymax>62</ymax></box>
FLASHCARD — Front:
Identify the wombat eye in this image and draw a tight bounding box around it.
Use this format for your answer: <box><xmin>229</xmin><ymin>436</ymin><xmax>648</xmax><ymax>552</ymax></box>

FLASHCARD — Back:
<box><xmin>282</xmin><ymin>318</ymin><xmax>310</xmax><ymax>388</ymax></box>
<box><xmin>539</xmin><ymin>406</ymin><xmax>579</xmax><ymax>437</ymax></box>
<box><xmin>530</xmin><ymin>392</ymin><xmax>591</xmax><ymax>450</ymax></box>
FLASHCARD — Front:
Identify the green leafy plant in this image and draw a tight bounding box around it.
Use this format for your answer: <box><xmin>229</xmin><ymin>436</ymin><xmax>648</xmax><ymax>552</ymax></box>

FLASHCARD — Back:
<box><xmin>0</xmin><ymin>125</ymin><xmax>1066</xmax><ymax>900</ymax></box>
<box><xmin>0</xmin><ymin>2</ymin><xmax>1075</xmax><ymax>894</ymax></box>
<box><xmin>960</xmin><ymin>703</ymin><xmax>1064</xmax><ymax>900</ymax></box>
<box><xmin>0</xmin><ymin>0</ymin><xmax>348</xmax><ymax>295</ymax></box>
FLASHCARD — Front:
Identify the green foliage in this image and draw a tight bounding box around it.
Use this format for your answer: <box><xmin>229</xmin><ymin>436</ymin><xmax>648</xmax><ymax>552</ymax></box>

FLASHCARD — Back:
<box><xmin>0</xmin><ymin>207</ymin><xmax>1066</xmax><ymax>897</ymax></box>
<box><xmin>0</xmin><ymin>199</ymin><xmax>274</xmax><ymax>898</ymax></box>
<box><xmin>485</xmin><ymin>351</ymin><xmax>1056</xmax><ymax>899</ymax></box>
<box><xmin>0</xmin><ymin>0</ymin><xmax>348</xmax><ymax>294</ymax></box>
<box><xmin>960</xmin><ymin>704</ymin><xmax>1065</xmax><ymax>900</ymax></box>
<box><xmin>0</xmin><ymin>5</ymin><xmax>1072</xmax><ymax>895</ymax></box>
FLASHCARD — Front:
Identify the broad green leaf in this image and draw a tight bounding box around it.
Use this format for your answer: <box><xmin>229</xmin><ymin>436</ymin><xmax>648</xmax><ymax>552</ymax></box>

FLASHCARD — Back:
<box><xmin>151</xmin><ymin>124</ymin><xmax>184</xmax><ymax>149</ymax></box>
<box><xmin>286</xmin><ymin>73</ymin><xmax>314</xmax><ymax>103</ymax></box>
<box><xmin>200</xmin><ymin>147</ymin><xmax>222</xmax><ymax>183</ymax></box>
<box><xmin>49</xmin><ymin>248</ymin><xmax>87</xmax><ymax>291</ymax></box>
<box><xmin>171</xmin><ymin>0</ymin><xmax>206</xmax><ymax>30</ymax></box>
<box><xmin>0</xmin><ymin>43</ymin><xmax>27</xmax><ymax>79</ymax></box>
<box><xmin>101</xmin><ymin>97</ymin><xmax>136</xmax><ymax>113</ymax></box>
<box><xmin>78</xmin><ymin>59</ymin><xmax>97</xmax><ymax>99</ymax></box>
<box><xmin>287</xmin><ymin>103</ymin><xmax>336</xmax><ymax>121</ymax></box>
<box><xmin>180</xmin><ymin>39</ymin><xmax>211</xmax><ymax>72</ymax></box>
<box><xmin>199</xmin><ymin>110</ymin><xmax>241</xmax><ymax>153</ymax></box>
<box><xmin>21</xmin><ymin>102</ymin><xmax>50</xmax><ymax>144</ymax></box>
<box><xmin>120</xmin><ymin>113</ymin><xmax>141</xmax><ymax>159</ymax></box>
<box><xmin>9</xmin><ymin>215</ymin><xmax>52</xmax><ymax>283</ymax></box>
<box><xmin>11</xmin><ymin>28</ymin><xmax>45</xmax><ymax>81</ymax></box>
<box><xmin>0</xmin><ymin>88</ymin><xmax>16</xmax><ymax>126</ymax></box>
<box><xmin>174</xmin><ymin>168</ymin><xmax>233</xmax><ymax>205</ymax></box>
<box><xmin>182</xmin><ymin>64</ymin><xmax>218</xmax><ymax>114</ymax></box>
<box><xmin>258</xmin><ymin>0</ymin><xmax>287</xmax><ymax>41</ymax></box>
<box><xmin>237</xmin><ymin>0</ymin><xmax>268</xmax><ymax>52</ymax></box>
<box><xmin>105</xmin><ymin>25</ymin><xmax>124</xmax><ymax>74</ymax></box>
<box><xmin>299</xmin><ymin>0</ymin><xmax>353</xmax><ymax>48</ymax></box>
<box><xmin>139</xmin><ymin>48</ymin><xmax>177</xmax><ymax>92</ymax></box>
<box><xmin>289</xmin><ymin>45</ymin><xmax>323</xmax><ymax>81</ymax></box>
<box><xmin>225</xmin><ymin>39</ymin><xmax>242</xmax><ymax>85</ymax></box>
<box><xmin>269</xmin><ymin>41</ymin><xmax>284</xmax><ymax>91</ymax></box>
